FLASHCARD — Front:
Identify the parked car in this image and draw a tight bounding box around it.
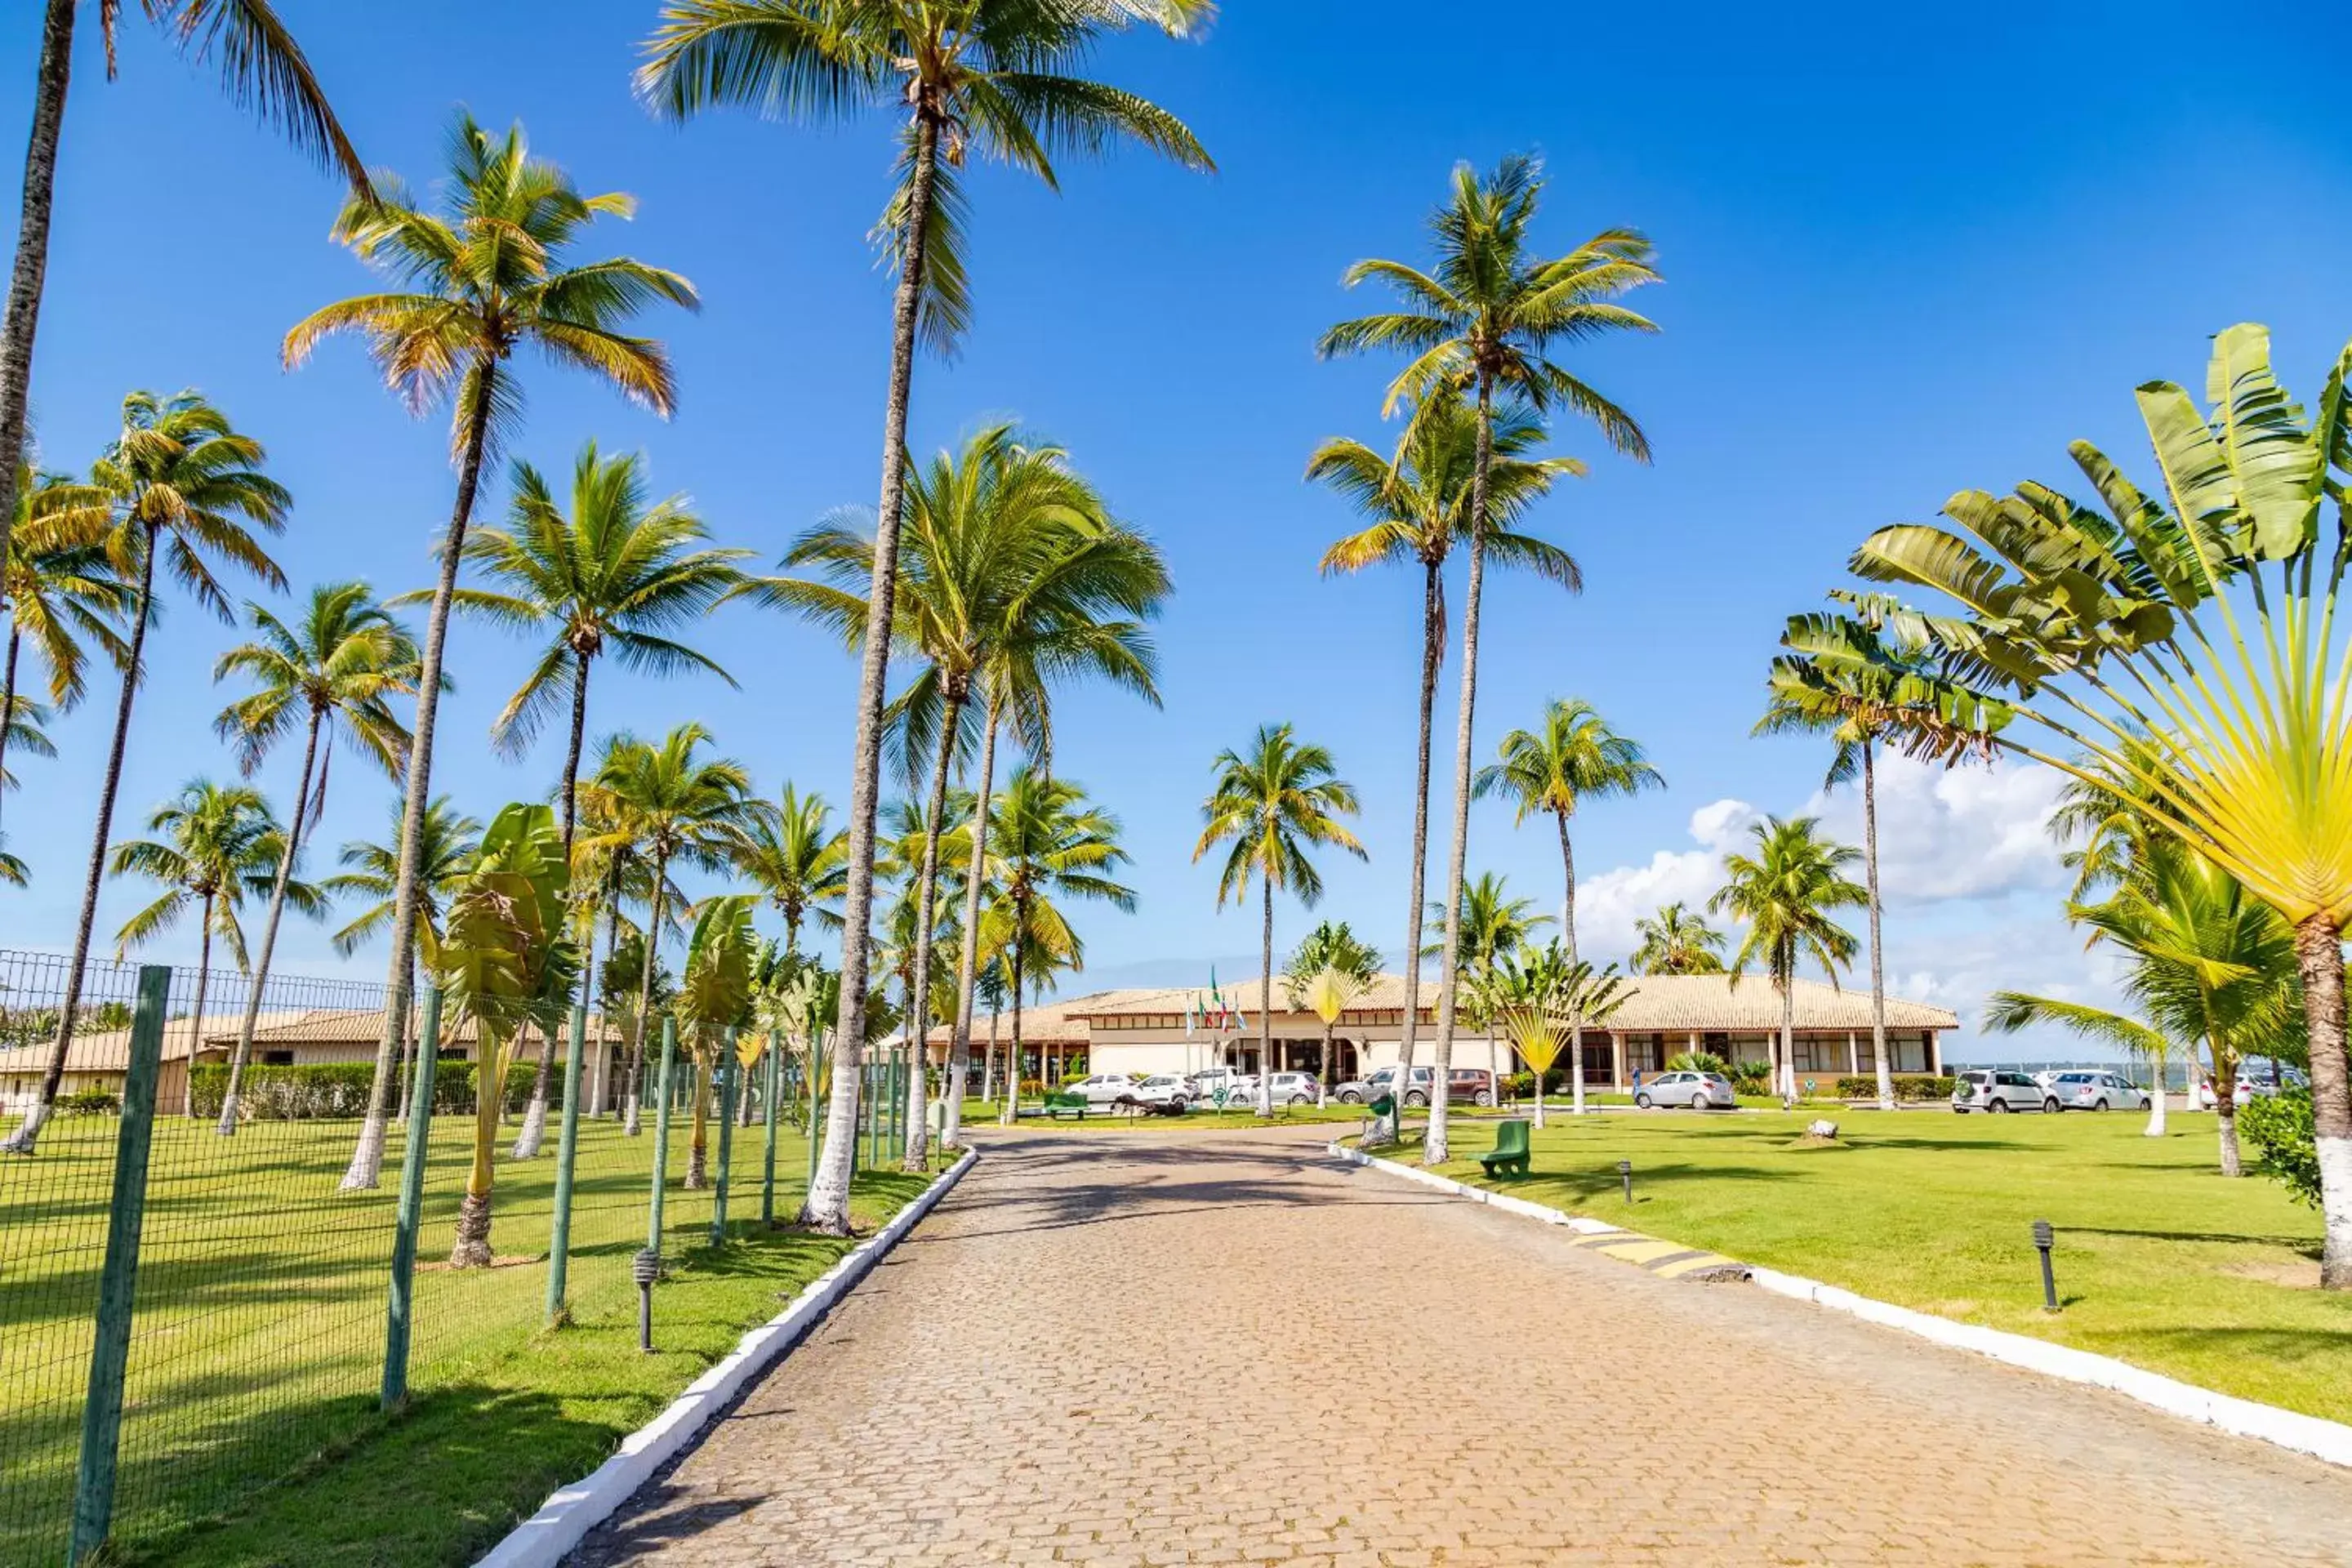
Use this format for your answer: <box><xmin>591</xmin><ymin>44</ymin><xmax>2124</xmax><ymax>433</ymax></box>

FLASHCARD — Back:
<box><xmin>1635</xmin><ymin>1070</ymin><xmax>1736</xmax><ymax>1110</ymax></box>
<box><xmin>2192</xmin><ymin>1073</ymin><xmax>2296</xmax><ymax>1110</ymax></box>
<box><xmin>1952</xmin><ymin>1069</ymin><xmax>2056</xmax><ymax>1113</ymax></box>
<box><xmin>1062</xmin><ymin>1072</ymin><xmax>1143</xmax><ymax>1107</ymax></box>
<box><xmin>1447</xmin><ymin>1067</ymin><xmax>1496</xmax><ymax>1107</ymax></box>
<box><xmin>1186</xmin><ymin>1067</ymin><xmax>1248</xmax><ymax>1105</ymax></box>
<box><xmin>1130</xmin><ymin>1074</ymin><xmax>1192</xmax><ymax>1111</ymax></box>
<box><xmin>1338</xmin><ymin>1064</ymin><xmax>1434</xmax><ymax>1107</ymax></box>
<box><xmin>2047</xmin><ymin>1070</ymin><xmax>2150</xmax><ymax>1111</ymax></box>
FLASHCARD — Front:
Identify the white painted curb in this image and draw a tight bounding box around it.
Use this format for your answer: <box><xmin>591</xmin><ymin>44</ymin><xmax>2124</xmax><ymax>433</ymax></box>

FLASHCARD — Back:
<box><xmin>1328</xmin><ymin>1139</ymin><xmax>2352</xmax><ymax>1471</ymax></box>
<box><xmin>474</xmin><ymin>1148</ymin><xmax>980</xmax><ymax>1568</ymax></box>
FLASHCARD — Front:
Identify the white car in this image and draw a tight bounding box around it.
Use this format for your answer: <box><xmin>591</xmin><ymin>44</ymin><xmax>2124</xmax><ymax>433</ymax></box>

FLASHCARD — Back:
<box><xmin>1186</xmin><ymin>1067</ymin><xmax>1248</xmax><ymax>1106</ymax></box>
<box><xmin>1130</xmin><ymin>1074</ymin><xmax>1192</xmax><ymax>1110</ymax></box>
<box><xmin>1635</xmin><ymin>1071</ymin><xmax>1736</xmax><ymax>1110</ymax></box>
<box><xmin>1062</xmin><ymin>1072</ymin><xmax>1143</xmax><ymax>1107</ymax></box>
<box><xmin>2047</xmin><ymin>1070</ymin><xmax>2150</xmax><ymax>1111</ymax></box>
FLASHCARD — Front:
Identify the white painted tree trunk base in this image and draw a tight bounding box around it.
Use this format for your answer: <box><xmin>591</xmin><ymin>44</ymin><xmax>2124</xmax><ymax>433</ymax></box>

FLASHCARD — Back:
<box><xmin>0</xmin><ymin>1099</ymin><xmax>51</xmax><ymax>1154</ymax></box>
<box><xmin>2319</xmin><ymin>1135</ymin><xmax>2352</xmax><ymax>1290</ymax></box>
<box><xmin>340</xmin><ymin>1111</ymin><xmax>390</xmax><ymax>1192</ymax></box>
<box><xmin>512</xmin><ymin>1094</ymin><xmax>550</xmax><ymax>1160</ymax></box>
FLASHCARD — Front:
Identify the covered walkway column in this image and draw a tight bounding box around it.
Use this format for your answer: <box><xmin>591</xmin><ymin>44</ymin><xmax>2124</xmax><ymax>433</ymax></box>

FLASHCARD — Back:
<box><xmin>1610</xmin><ymin>1031</ymin><xmax>1627</xmax><ymax>1090</ymax></box>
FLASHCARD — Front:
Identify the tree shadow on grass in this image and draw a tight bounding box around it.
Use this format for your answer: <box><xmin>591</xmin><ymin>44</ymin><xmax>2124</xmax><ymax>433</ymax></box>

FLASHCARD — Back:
<box><xmin>2063</xmin><ymin>1223</ymin><xmax>2320</xmax><ymax>1252</ymax></box>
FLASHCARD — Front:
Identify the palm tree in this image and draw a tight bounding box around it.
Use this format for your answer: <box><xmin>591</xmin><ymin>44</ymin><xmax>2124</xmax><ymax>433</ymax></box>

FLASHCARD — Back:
<box><xmin>744</xmin><ymin>422</ymin><xmax>1166</xmax><ymax>1165</ymax></box>
<box><xmin>1320</xmin><ymin>153</ymin><xmax>1659</xmax><ymax>1166</ymax></box>
<box><xmin>0</xmin><ymin>457</ymin><xmax>127</xmax><ymax>831</ymax></box>
<box><xmin>1424</xmin><ymin>870</ymin><xmax>1552</xmax><ymax>1107</ymax></box>
<box><xmin>109</xmin><ymin>780</ymin><xmax>316</xmax><ymax>1117</ymax></box>
<box><xmin>1480</xmin><ymin>940</ymin><xmax>1628</xmax><ymax>1126</ymax></box>
<box><xmin>737</xmin><ymin>783</ymin><xmax>849</xmax><ymax>958</ymax></box>
<box><xmin>1709</xmin><ymin>815</ymin><xmax>1869</xmax><ymax>1106</ymax></box>
<box><xmin>1986</xmin><ymin>843</ymin><xmax>2298</xmax><ymax>1169</ymax></box>
<box><xmin>977</xmin><ymin>767</ymin><xmax>1135</xmax><ymax>1125</ymax></box>
<box><xmin>1196</xmin><ymin>725</ymin><xmax>1366</xmax><ymax>1118</ymax></box>
<box><xmin>323</xmin><ymin>795</ymin><xmax>480</xmax><ymax>1121</ymax></box>
<box><xmin>211</xmin><ymin>582</ymin><xmax>418</xmax><ymax>1132</ymax></box>
<box><xmin>1310</xmin><ymin>391</ymin><xmax>1582</xmax><ymax>1120</ymax></box>
<box><xmin>2</xmin><ymin>390</ymin><xmax>287</xmax><ymax>1155</ymax></box>
<box><xmin>642</xmin><ymin>0</ymin><xmax>1209</xmax><ymax>1238</ymax></box>
<box><xmin>675</xmin><ymin>895</ymin><xmax>758</xmax><ymax>1189</ymax></box>
<box><xmin>1476</xmin><ymin>698</ymin><xmax>1662</xmax><ymax>961</ymax></box>
<box><xmin>1630</xmin><ymin>902</ymin><xmax>1726</xmax><ymax>975</ymax></box>
<box><xmin>287</xmin><ymin>113</ymin><xmax>697</xmax><ymax>1190</ymax></box>
<box><xmin>0</xmin><ymin>0</ymin><xmax>368</xmax><ymax>576</ymax></box>
<box><xmin>1281</xmin><ymin>920</ymin><xmax>1380</xmax><ymax>1106</ymax></box>
<box><xmin>574</xmin><ymin>724</ymin><xmax>762</xmax><ymax>1134</ymax></box>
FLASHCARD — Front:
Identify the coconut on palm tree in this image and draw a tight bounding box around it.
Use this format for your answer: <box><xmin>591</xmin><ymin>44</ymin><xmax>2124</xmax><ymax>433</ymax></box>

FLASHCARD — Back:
<box><xmin>0</xmin><ymin>0</ymin><xmax>368</xmax><ymax>577</ymax></box>
<box><xmin>1196</xmin><ymin>725</ymin><xmax>1365</xmax><ymax>1119</ymax></box>
<box><xmin>743</xmin><ymin>422</ymin><xmax>1166</xmax><ymax>1164</ymax></box>
<box><xmin>642</xmin><ymin>0</ymin><xmax>1209</xmax><ymax>1236</ymax></box>
<box><xmin>287</xmin><ymin>111</ymin><xmax>697</xmax><ymax>1190</ymax></box>
<box><xmin>573</xmin><ymin>724</ymin><xmax>762</xmax><ymax>1135</ymax></box>
<box><xmin>1310</xmin><ymin>392</ymin><xmax>1582</xmax><ymax>1124</ymax></box>
<box><xmin>211</xmin><ymin>582</ymin><xmax>418</xmax><ymax>1131</ymax></box>
<box><xmin>1281</xmin><ymin>920</ymin><xmax>1380</xmax><ymax>1106</ymax></box>
<box><xmin>0</xmin><ymin>457</ymin><xmax>127</xmax><ymax>828</ymax></box>
<box><xmin>1630</xmin><ymin>902</ymin><xmax>1726</xmax><ymax>975</ymax></box>
<box><xmin>1320</xmin><ymin>152</ymin><xmax>1658</xmax><ymax>1165</ymax></box>
<box><xmin>109</xmin><ymin>780</ymin><xmax>319</xmax><ymax>1116</ymax></box>
<box><xmin>1476</xmin><ymin>698</ymin><xmax>1662</xmax><ymax>961</ymax></box>
<box><xmin>1709</xmin><ymin>815</ymin><xmax>1868</xmax><ymax>1106</ymax></box>
<box><xmin>2</xmin><ymin>390</ymin><xmax>287</xmax><ymax>1155</ymax></box>
<box><xmin>975</xmin><ymin>767</ymin><xmax>1135</xmax><ymax>1125</ymax></box>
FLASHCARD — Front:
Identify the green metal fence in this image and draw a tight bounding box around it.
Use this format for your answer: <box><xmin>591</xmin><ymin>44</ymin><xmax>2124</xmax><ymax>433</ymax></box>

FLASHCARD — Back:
<box><xmin>0</xmin><ymin>949</ymin><xmax>813</xmax><ymax>1566</ymax></box>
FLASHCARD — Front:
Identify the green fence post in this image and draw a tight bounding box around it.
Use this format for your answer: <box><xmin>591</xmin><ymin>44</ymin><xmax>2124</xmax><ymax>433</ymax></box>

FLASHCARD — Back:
<box><xmin>760</xmin><ymin>1029</ymin><xmax>781</xmax><ymax>1227</ymax></box>
<box><xmin>710</xmin><ymin>1029</ymin><xmax>738</xmax><ymax>1248</ymax></box>
<box><xmin>890</xmin><ymin>1047</ymin><xmax>905</xmax><ymax>1161</ymax></box>
<box><xmin>381</xmin><ymin>985</ymin><xmax>440</xmax><ymax>1413</ymax></box>
<box><xmin>646</xmin><ymin>1016</ymin><xmax>678</xmax><ymax>1256</ymax></box>
<box><xmin>805</xmin><ymin>1036</ymin><xmax>824</xmax><ymax>1196</ymax></box>
<box><xmin>545</xmin><ymin>1002</ymin><xmax>589</xmax><ymax>1326</ymax></box>
<box><xmin>67</xmin><ymin>964</ymin><xmax>170</xmax><ymax>1566</ymax></box>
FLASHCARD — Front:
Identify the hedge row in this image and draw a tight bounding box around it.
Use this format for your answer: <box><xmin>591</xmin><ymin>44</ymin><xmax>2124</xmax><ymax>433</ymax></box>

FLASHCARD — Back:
<box><xmin>1831</xmin><ymin>1074</ymin><xmax>1958</xmax><ymax>1102</ymax></box>
<box><xmin>189</xmin><ymin>1061</ymin><xmax>541</xmax><ymax>1120</ymax></box>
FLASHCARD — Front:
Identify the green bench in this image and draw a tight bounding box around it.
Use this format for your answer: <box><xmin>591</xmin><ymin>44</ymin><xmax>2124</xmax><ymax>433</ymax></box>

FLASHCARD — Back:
<box><xmin>1477</xmin><ymin>1118</ymin><xmax>1531</xmax><ymax>1179</ymax></box>
<box><xmin>1039</xmin><ymin>1089</ymin><xmax>1090</xmax><ymax>1120</ymax></box>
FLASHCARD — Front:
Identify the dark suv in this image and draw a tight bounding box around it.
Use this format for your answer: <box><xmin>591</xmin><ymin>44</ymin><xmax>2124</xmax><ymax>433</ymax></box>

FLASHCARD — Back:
<box><xmin>1447</xmin><ymin>1067</ymin><xmax>1496</xmax><ymax>1107</ymax></box>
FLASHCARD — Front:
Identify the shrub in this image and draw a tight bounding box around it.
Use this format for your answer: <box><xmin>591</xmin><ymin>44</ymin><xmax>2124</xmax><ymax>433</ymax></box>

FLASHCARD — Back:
<box><xmin>189</xmin><ymin>1061</ymin><xmax>537</xmax><ymax>1120</ymax></box>
<box><xmin>58</xmin><ymin>1088</ymin><xmax>120</xmax><ymax>1115</ymax></box>
<box><xmin>2239</xmin><ymin>1088</ymin><xmax>2319</xmax><ymax>1207</ymax></box>
<box><xmin>1729</xmin><ymin>1062</ymin><xmax>1772</xmax><ymax>1096</ymax></box>
<box><xmin>1667</xmin><ymin>1050</ymin><xmax>1729</xmax><ymax>1076</ymax></box>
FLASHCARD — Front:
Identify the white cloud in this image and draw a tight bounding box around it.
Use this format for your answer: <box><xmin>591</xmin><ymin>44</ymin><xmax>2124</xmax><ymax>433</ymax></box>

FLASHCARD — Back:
<box><xmin>1575</xmin><ymin>797</ymin><xmax>1762</xmax><ymax>959</ymax></box>
<box><xmin>1804</xmin><ymin>755</ymin><xmax>2067</xmax><ymax>904</ymax></box>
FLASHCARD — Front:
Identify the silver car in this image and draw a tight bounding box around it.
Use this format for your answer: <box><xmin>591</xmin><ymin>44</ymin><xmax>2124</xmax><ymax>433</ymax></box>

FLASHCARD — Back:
<box><xmin>1635</xmin><ymin>1070</ymin><xmax>1736</xmax><ymax>1110</ymax></box>
<box><xmin>1339</xmin><ymin>1064</ymin><xmax>1436</xmax><ymax>1107</ymax></box>
<box><xmin>1953</xmin><ymin>1069</ymin><xmax>2056</xmax><ymax>1113</ymax></box>
<box><xmin>2047</xmin><ymin>1070</ymin><xmax>2150</xmax><ymax>1112</ymax></box>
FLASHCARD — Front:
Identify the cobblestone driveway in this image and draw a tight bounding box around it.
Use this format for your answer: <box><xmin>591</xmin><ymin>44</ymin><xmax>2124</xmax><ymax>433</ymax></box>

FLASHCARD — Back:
<box><xmin>568</xmin><ymin>1126</ymin><xmax>2352</xmax><ymax>1566</ymax></box>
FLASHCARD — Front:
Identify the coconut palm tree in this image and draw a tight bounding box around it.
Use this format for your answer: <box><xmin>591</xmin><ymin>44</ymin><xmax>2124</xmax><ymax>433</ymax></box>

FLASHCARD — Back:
<box><xmin>1320</xmin><ymin>152</ymin><xmax>1658</xmax><ymax>1165</ymax></box>
<box><xmin>1985</xmin><ymin>843</ymin><xmax>2299</xmax><ymax>1166</ymax></box>
<box><xmin>737</xmin><ymin>782</ymin><xmax>848</xmax><ymax>958</ymax></box>
<box><xmin>0</xmin><ymin>459</ymin><xmax>127</xmax><ymax>831</ymax></box>
<box><xmin>2</xmin><ymin>390</ymin><xmax>287</xmax><ymax>1155</ymax></box>
<box><xmin>1709</xmin><ymin>815</ymin><xmax>1868</xmax><ymax>1106</ymax></box>
<box><xmin>1281</xmin><ymin>920</ymin><xmax>1380</xmax><ymax>1106</ymax></box>
<box><xmin>573</xmin><ymin>724</ymin><xmax>762</xmax><ymax>1135</ymax></box>
<box><xmin>1310</xmin><ymin>391</ymin><xmax>1581</xmax><ymax>1117</ymax></box>
<box><xmin>287</xmin><ymin>112</ymin><xmax>697</xmax><ymax>1190</ymax></box>
<box><xmin>675</xmin><ymin>894</ymin><xmax>758</xmax><ymax>1189</ymax></box>
<box><xmin>323</xmin><ymin>795</ymin><xmax>481</xmax><ymax>1121</ymax></box>
<box><xmin>976</xmin><ymin>767</ymin><xmax>1135</xmax><ymax>1125</ymax></box>
<box><xmin>744</xmin><ymin>422</ymin><xmax>1166</xmax><ymax>1165</ymax></box>
<box><xmin>211</xmin><ymin>582</ymin><xmax>418</xmax><ymax>1131</ymax></box>
<box><xmin>1475</xmin><ymin>698</ymin><xmax>1662</xmax><ymax>961</ymax></box>
<box><xmin>0</xmin><ymin>0</ymin><xmax>368</xmax><ymax>575</ymax></box>
<box><xmin>1196</xmin><ymin>725</ymin><xmax>1365</xmax><ymax>1118</ymax></box>
<box><xmin>422</xmin><ymin>803</ymin><xmax>577</xmax><ymax>1267</ymax></box>
<box><xmin>642</xmin><ymin>0</ymin><xmax>1209</xmax><ymax>1236</ymax></box>
<box><xmin>1480</xmin><ymin>940</ymin><xmax>1629</xmax><ymax>1125</ymax></box>
<box><xmin>109</xmin><ymin>779</ymin><xmax>318</xmax><ymax>1116</ymax></box>
<box><xmin>1630</xmin><ymin>902</ymin><xmax>1726</xmax><ymax>975</ymax></box>
<box><xmin>1845</xmin><ymin>326</ymin><xmax>2352</xmax><ymax>1283</ymax></box>
<box><xmin>1424</xmin><ymin>870</ymin><xmax>1552</xmax><ymax>1105</ymax></box>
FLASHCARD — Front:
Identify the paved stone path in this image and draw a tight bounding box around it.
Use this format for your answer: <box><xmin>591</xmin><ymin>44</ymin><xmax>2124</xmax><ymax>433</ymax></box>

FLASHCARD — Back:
<box><xmin>568</xmin><ymin>1126</ymin><xmax>2352</xmax><ymax>1566</ymax></box>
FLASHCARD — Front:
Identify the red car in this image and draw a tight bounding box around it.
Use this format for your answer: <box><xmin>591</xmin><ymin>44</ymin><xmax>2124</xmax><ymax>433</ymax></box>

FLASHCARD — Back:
<box><xmin>1446</xmin><ymin>1067</ymin><xmax>1496</xmax><ymax>1107</ymax></box>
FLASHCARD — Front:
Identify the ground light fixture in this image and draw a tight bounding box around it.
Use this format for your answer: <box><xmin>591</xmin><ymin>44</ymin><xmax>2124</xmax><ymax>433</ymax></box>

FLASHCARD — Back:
<box><xmin>635</xmin><ymin>1248</ymin><xmax>662</xmax><ymax>1352</ymax></box>
<box><xmin>1617</xmin><ymin>1160</ymin><xmax>1633</xmax><ymax>1203</ymax></box>
<box><xmin>2033</xmin><ymin>1219</ymin><xmax>2059</xmax><ymax>1312</ymax></box>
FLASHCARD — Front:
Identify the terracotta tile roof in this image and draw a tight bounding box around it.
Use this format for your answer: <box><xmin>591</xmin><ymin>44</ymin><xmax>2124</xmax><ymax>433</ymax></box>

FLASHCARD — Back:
<box><xmin>0</xmin><ymin>1006</ymin><xmax>632</xmax><ymax>1074</ymax></box>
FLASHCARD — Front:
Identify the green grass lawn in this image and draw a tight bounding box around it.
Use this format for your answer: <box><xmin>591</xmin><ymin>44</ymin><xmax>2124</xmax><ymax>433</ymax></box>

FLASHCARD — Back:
<box><xmin>1419</xmin><ymin>1108</ymin><xmax>2351</xmax><ymax>1424</ymax></box>
<box><xmin>0</xmin><ymin>1100</ymin><xmax>930</xmax><ymax>1567</ymax></box>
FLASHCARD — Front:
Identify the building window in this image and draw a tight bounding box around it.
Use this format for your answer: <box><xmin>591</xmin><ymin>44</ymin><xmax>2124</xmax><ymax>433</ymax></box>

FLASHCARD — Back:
<box><xmin>1893</xmin><ymin>1033</ymin><xmax>1930</xmax><ymax>1073</ymax></box>
<box><xmin>262</xmin><ymin>1050</ymin><xmax>295</xmax><ymax>1067</ymax></box>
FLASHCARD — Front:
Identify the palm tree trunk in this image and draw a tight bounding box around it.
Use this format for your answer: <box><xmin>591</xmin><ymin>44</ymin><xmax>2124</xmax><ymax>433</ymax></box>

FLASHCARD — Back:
<box><xmin>1570</xmin><ymin>1027</ymin><xmax>1586</xmax><ymax>1116</ymax></box>
<box><xmin>945</xmin><ymin>697</ymin><xmax>997</xmax><ymax>1149</ymax></box>
<box><xmin>1257</xmin><ymin>883</ymin><xmax>1275</xmax><ymax>1119</ymax></box>
<box><xmin>984</xmin><ymin>1004</ymin><xmax>999</xmax><ymax>1102</ymax></box>
<box><xmin>2296</xmin><ymin>915</ymin><xmax>2352</xmax><ymax>1289</ymax></box>
<box><xmin>1780</xmin><ymin>976</ymin><xmax>1797</xmax><ymax>1108</ymax></box>
<box><xmin>1863</xmin><ymin>737</ymin><xmax>1893</xmax><ymax>1112</ymax></box>
<box><xmin>1318</xmin><ymin>1021</ymin><xmax>1333</xmax><ymax>1107</ymax></box>
<box><xmin>1426</xmin><ymin>377</ymin><xmax>1498</xmax><ymax>1167</ymax></box>
<box><xmin>0</xmin><ymin>628</ymin><xmax>21</xmax><ymax>837</ymax></box>
<box><xmin>393</xmin><ymin>947</ymin><xmax>419</xmax><ymax>1122</ymax></box>
<box><xmin>804</xmin><ymin>114</ymin><xmax>941</xmax><ymax>1236</ymax></box>
<box><xmin>4</xmin><ymin>532</ymin><xmax>151</xmax><ymax>1155</ymax></box>
<box><xmin>1556</xmin><ymin>810</ymin><xmax>1577</xmax><ymax>964</ymax></box>
<box><xmin>343</xmin><ymin>359</ymin><xmax>499</xmax><ymax>1190</ymax></box>
<box><xmin>2143</xmin><ymin>1047</ymin><xmax>2167</xmax><ymax>1137</ymax></box>
<box><xmin>451</xmin><ymin>1036</ymin><xmax>505</xmax><ymax>1267</ymax></box>
<box><xmin>622</xmin><ymin>851</ymin><xmax>670</xmax><ymax>1135</ymax></box>
<box><xmin>514</xmin><ymin>652</ymin><xmax>595</xmax><ymax>1159</ymax></box>
<box><xmin>0</xmin><ymin>0</ymin><xmax>75</xmax><ymax>573</ymax></box>
<box><xmin>1002</xmin><ymin>937</ymin><xmax>1025</xmax><ymax>1127</ymax></box>
<box><xmin>901</xmin><ymin>685</ymin><xmax>964</xmax><ymax>1170</ymax></box>
<box><xmin>685</xmin><ymin>1052</ymin><xmax>710</xmax><ymax>1188</ymax></box>
<box><xmin>219</xmin><ymin>704</ymin><xmax>324</xmax><ymax>1135</ymax></box>
<box><xmin>185</xmin><ymin>904</ymin><xmax>216</xmax><ymax>1119</ymax></box>
<box><xmin>1390</xmin><ymin>559</ymin><xmax>1444</xmax><ymax>1143</ymax></box>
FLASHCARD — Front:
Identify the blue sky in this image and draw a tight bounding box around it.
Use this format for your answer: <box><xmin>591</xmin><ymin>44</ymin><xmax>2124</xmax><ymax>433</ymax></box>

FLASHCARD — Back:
<box><xmin>5</xmin><ymin>2</ymin><xmax>2351</xmax><ymax>1057</ymax></box>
